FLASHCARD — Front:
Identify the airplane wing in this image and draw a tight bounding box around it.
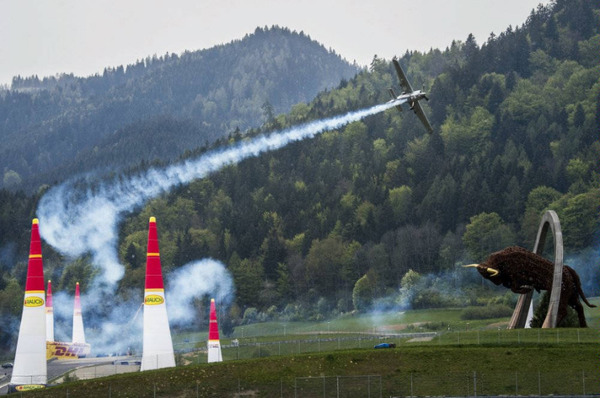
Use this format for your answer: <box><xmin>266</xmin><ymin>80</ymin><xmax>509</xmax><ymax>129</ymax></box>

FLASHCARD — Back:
<box><xmin>412</xmin><ymin>101</ymin><xmax>434</xmax><ymax>134</ymax></box>
<box><xmin>392</xmin><ymin>58</ymin><xmax>413</xmax><ymax>93</ymax></box>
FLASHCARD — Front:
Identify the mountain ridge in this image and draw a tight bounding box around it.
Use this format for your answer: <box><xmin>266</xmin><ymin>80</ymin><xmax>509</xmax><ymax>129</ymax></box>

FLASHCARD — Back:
<box><xmin>1</xmin><ymin>26</ymin><xmax>359</xmax><ymax>191</ymax></box>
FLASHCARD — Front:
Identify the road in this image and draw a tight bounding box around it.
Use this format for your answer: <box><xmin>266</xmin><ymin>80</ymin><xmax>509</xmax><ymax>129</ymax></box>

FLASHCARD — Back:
<box><xmin>0</xmin><ymin>356</ymin><xmax>132</xmax><ymax>395</ymax></box>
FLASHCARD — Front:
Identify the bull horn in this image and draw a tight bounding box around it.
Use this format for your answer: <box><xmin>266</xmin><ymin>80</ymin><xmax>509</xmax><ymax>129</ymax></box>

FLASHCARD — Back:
<box><xmin>462</xmin><ymin>264</ymin><xmax>499</xmax><ymax>277</ymax></box>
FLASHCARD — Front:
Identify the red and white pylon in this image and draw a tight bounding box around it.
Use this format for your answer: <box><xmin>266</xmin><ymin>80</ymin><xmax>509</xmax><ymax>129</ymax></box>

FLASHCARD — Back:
<box><xmin>46</xmin><ymin>280</ymin><xmax>54</xmax><ymax>343</ymax></box>
<box><xmin>140</xmin><ymin>217</ymin><xmax>175</xmax><ymax>371</ymax></box>
<box><xmin>72</xmin><ymin>282</ymin><xmax>86</xmax><ymax>344</ymax></box>
<box><xmin>10</xmin><ymin>219</ymin><xmax>47</xmax><ymax>391</ymax></box>
<box><xmin>207</xmin><ymin>298</ymin><xmax>223</xmax><ymax>363</ymax></box>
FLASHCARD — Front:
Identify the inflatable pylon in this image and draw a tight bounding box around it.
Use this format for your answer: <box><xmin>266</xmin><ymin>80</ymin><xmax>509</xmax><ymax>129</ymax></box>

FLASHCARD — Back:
<box><xmin>9</xmin><ymin>219</ymin><xmax>47</xmax><ymax>392</ymax></box>
<box><xmin>140</xmin><ymin>217</ymin><xmax>175</xmax><ymax>371</ymax></box>
<box><xmin>72</xmin><ymin>282</ymin><xmax>86</xmax><ymax>344</ymax></box>
<box><xmin>46</xmin><ymin>280</ymin><xmax>54</xmax><ymax>342</ymax></box>
<box><xmin>207</xmin><ymin>298</ymin><xmax>223</xmax><ymax>363</ymax></box>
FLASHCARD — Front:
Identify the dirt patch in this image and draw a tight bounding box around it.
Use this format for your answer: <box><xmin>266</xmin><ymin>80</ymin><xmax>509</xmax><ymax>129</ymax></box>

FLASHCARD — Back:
<box><xmin>407</xmin><ymin>336</ymin><xmax>435</xmax><ymax>343</ymax></box>
<box><xmin>379</xmin><ymin>322</ymin><xmax>428</xmax><ymax>332</ymax></box>
<box><xmin>485</xmin><ymin>321</ymin><xmax>510</xmax><ymax>329</ymax></box>
<box><xmin>377</xmin><ymin>324</ymin><xmax>408</xmax><ymax>332</ymax></box>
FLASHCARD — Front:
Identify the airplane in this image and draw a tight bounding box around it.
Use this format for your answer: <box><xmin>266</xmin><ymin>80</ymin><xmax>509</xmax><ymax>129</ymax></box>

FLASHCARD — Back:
<box><xmin>387</xmin><ymin>57</ymin><xmax>433</xmax><ymax>134</ymax></box>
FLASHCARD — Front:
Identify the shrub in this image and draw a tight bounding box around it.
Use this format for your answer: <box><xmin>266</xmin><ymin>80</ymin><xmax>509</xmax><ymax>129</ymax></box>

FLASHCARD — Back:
<box><xmin>242</xmin><ymin>307</ymin><xmax>258</xmax><ymax>324</ymax></box>
<box><xmin>352</xmin><ymin>274</ymin><xmax>374</xmax><ymax>311</ymax></box>
<box><xmin>411</xmin><ymin>288</ymin><xmax>463</xmax><ymax>309</ymax></box>
<box><xmin>460</xmin><ymin>304</ymin><xmax>513</xmax><ymax>320</ymax></box>
<box><xmin>422</xmin><ymin>321</ymin><xmax>449</xmax><ymax>331</ymax></box>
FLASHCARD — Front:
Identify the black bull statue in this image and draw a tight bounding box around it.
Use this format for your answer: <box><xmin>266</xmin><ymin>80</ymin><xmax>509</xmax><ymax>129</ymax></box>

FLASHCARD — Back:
<box><xmin>465</xmin><ymin>246</ymin><xmax>596</xmax><ymax>327</ymax></box>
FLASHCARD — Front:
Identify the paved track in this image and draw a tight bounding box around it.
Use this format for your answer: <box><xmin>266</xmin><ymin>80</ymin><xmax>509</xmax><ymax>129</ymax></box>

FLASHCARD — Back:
<box><xmin>0</xmin><ymin>356</ymin><xmax>131</xmax><ymax>395</ymax></box>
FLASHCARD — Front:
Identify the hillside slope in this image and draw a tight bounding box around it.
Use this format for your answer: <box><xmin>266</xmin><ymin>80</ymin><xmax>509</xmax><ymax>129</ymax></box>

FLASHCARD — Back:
<box><xmin>0</xmin><ymin>26</ymin><xmax>359</xmax><ymax>190</ymax></box>
<box><xmin>113</xmin><ymin>0</ymin><xmax>599</xmax><ymax>314</ymax></box>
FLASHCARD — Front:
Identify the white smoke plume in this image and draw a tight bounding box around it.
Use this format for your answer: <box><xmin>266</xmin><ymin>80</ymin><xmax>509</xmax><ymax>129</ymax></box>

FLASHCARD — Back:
<box><xmin>565</xmin><ymin>246</ymin><xmax>600</xmax><ymax>297</ymax></box>
<box><xmin>50</xmin><ymin>291</ymin><xmax>76</xmax><ymax>343</ymax></box>
<box><xmin>166</xmin><ymin>258</ymin><xmax>234</xmax><ymax>325</ymax></box>
<box><xmin>48</xmin><ymin>260</ymin><xmax>234</xmax><ymax>354</ymax></box>
<box><xmin>37</xmin><ymin>102</ymin><xmax>395</xmax><ymax>292</ymax></box>
<box><xmin>35</xmin><ymin>102</ymin><xmax>397</xmax><ymax>350</ymax></box>
<box><xmin>50</xmin><ymin>289</ymin><xmax>143</xmax><ymax>355</ymax></box>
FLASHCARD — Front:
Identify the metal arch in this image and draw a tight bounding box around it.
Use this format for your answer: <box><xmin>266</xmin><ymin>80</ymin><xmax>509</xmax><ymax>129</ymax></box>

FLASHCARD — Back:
<box><xmin>507</xmin><ymin>210</ymin><xmax>564</xmax><ymax>329</ymax></box>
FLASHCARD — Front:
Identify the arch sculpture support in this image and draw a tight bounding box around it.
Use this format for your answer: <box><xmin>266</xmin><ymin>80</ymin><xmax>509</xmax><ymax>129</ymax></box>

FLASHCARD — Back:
<box><xmin>507</xmin><ymin>210</ymin><xmax>563</xmax><ymax>329</ymax></box>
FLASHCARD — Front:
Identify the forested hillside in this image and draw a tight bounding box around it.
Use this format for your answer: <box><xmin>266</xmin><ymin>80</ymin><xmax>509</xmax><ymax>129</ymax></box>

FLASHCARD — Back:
<box><xmin>112</xmin><ymin>0</ymin><xmax>598</xmax><ymax>320</ymax></box>
<box><xmin>0</xmin><ymin>0</ymin><xmax>598</xmax><ymax>348</ymax></box>
<box><xmin>0</xmin><ymin>26</ymin><xmax>358</xmax><ymax>190</ymax></box>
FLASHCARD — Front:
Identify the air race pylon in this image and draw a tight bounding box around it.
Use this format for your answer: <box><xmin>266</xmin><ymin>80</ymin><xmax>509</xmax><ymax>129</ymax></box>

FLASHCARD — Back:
<box><xmin>47</xmin><ymin>284</ymin><xmax>91</xmax><ymax>360</ymax></box>
<box><xmin>207</xmin><ymin>298</ymin><xmax>223</xmax><ymax>363</ymax></box>
<box><xmin>140</xmin><ymin>217</ymin><xmax>176</xmax><ymax>371</ymax></box>
<box><xmin>72</xmin><ymin>282</ymin><xmax>86</xmax><ymax>344</ymax></box>
<box><xmin>46</xmin><ymin>280</ymin><xmax>54</xmax><ymax>342</ymax></box>
<box><xmin>9</xmin><ymin>219</ymin><xmax>47</xmax><ymax>392</ymax></box>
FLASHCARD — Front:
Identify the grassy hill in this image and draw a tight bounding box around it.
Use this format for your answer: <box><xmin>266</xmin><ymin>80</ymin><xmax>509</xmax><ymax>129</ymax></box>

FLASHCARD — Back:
<box><xmin>21</xmin><ymin>299</ymin><xmax>600</xmax><ymax>397</ymax></box>
<box><xmin>27</xmin><ymin>344</ymin><xmax>599</xmax><ymax>397</ymax></box>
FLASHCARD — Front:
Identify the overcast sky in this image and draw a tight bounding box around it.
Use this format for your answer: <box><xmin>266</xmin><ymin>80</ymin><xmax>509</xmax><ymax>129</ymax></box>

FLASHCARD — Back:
<box><xmin>1</xmin><ymin>0</ymin><xmax>549</xmax><ymax>87</ymax></box>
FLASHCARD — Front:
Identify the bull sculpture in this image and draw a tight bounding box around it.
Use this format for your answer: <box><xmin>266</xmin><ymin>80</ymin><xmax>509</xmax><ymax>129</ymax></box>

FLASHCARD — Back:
<box><xmin>465</xmin><ymin>246</ymin><xmax>596</xmax><ymax>327</ymax></box>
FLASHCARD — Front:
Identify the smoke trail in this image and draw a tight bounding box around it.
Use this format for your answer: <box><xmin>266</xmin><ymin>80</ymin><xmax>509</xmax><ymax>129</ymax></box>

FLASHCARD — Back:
<box><xmin>37</xmin><ymin>102</ymin><xmax>396</xmax><ymax>292</ymax></box>
<box><xmin>35</xmin><ymin>102</ymin><xmax>396</xmax><ymax>350</ymax></box>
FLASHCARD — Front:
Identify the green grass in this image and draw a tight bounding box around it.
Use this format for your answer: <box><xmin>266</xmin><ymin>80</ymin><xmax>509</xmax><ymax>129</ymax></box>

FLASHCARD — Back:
<box><xmin>173</xmin><ymin>307</ymin><xmax>498</xmax><ymax>347</ymax></box>
<box><xmin>176</xmin><ymin>326</ymin><xmax>599</xmax><ymax>365</ymax></box>
<box><xmin>21</xmin><ymin>299</ymin><xmax>600</xmax><ymax>396</ymax></box>
<box><xmin>173</xmin><ymin>297</ymin><xmax>600</xmax><ymax>349</ymax></box>
<box><xmin>231</xmin><ymin>308</ymin><xmax>469</xmax><ymax>337</ymax></box>
<box><xmin>27</xmin><ymin>344</ymin><xmax>599</xmax><ymax>397</ymax></box>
